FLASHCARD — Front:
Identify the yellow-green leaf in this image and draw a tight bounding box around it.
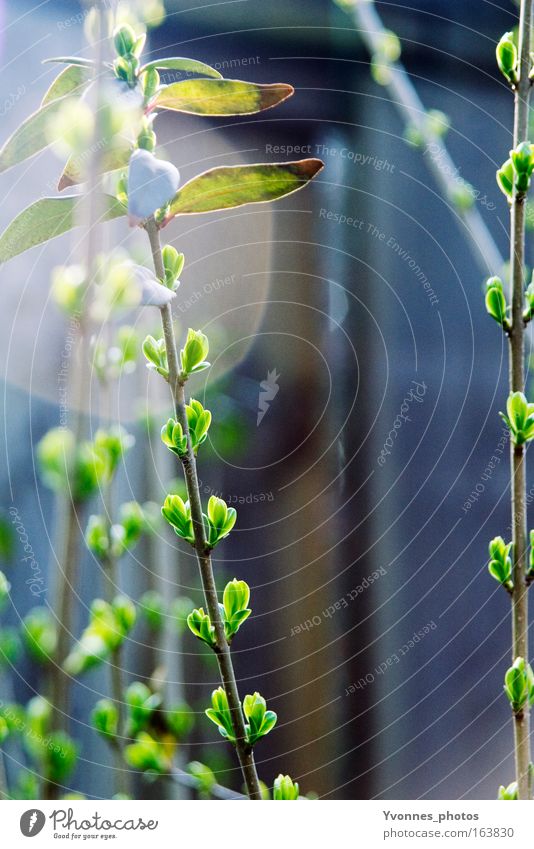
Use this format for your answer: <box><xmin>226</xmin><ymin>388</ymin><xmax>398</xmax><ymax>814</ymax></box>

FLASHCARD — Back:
<box><xmin>141</xmin><ymin>56</ymin><xmax>222</xmax><ymax>79</ymax></box>
<box><xmin>58</xmin><ymin>142</ymin><xmax>133</xmax><ymax>190</ymax></box>
<box><xmin>0</xmin><ymin>95</ymin><xmax>73</xmax><ymax>174</ymax></box>
<box><xmin>0</xmin><ymin>195</ymin><xmax>125</xmax><ymax>263</ymax></box>
<box><xmin>41</xmin><ymin>64</ymin><xmax>90</xmax><ymax>106</ymax></box>
<box><xmin>167</xmin><ymin>159</ymin><xmax>324</xmax><ymax>218</ymax></box>
<box><xmin>150</xmin><ymin>78</ymin><xmax>293</xmax><ymax>116</ymax></box>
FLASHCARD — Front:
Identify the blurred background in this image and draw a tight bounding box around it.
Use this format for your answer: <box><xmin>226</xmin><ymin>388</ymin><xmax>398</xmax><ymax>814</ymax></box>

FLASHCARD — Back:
<box><xmin>0</xmin><ymin>0</ymin><xmax>526</xmax><ymax>800</ymax></box>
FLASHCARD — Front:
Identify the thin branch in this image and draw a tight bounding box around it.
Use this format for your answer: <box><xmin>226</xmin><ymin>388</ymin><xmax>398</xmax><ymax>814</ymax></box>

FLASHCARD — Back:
<box><xmin>145</xmin><ymin>217</ymin><xmax>262</xmax><ymax>800</ymax></box>
<box><xmin>348</xmin><ymin>0</ymin><xmax>504</xmax><ymax>275</ymax></box>
<box><xmin>508</xmin><ymin>0</ymin><xmax>533</xmax><ymax>801</ymax></box>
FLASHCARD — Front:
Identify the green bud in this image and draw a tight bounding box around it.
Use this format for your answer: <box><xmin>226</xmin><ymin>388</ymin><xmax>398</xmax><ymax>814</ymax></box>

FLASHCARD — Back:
<box><xmin>496</xmin><ymin>32</ymin><xmax>518</xmax><ymax>84</ymax></box>
<box><xmin>205</xmin><ymin>687</ymin><xmax>235</xmax><ymax>742</ymax></box>
<box><xmin>485</xmin><ymin>276</ymin><xmax>508</xmax><ymax>326</ymax></box>
<box><xmin>222</xmin><ymin>578</ymin><xmax>251</xmax><ymax>641</ymax></box>
<box><xmin>0</xmin><ymin>716</ymin><xmax>8</xmax><ymax>744</ymax></box>
<box><xmin>0</xmin><ymin>627</ymin><xmax>21</xmax><ymax>668</ymax></box>
<box><xmin>47</xmin><ymin>732</ymin><xmax>78</xmax><ymax>782</ymax></box>
<box><xmin>187</xmin><ymin>761</ymin><xmax>216</xmax><ymax>797</ymax></box>
<box><xmin>51</xmin><ymin>264</ymin><xmax>86</xmax><ymax>315</ymax></box>
<box><xmin>500</xmin><ymin>391</ymin><xmax>534</xmax><ymax>445</ymax></box>
<box><xmin>161</xmin><ymin>495</ymin><xmax>195</xmax><ymax>544</ymax></box>
<box><xmin>186</xmin><ymin>399</ymin><xmax>212</xmax><ymax>454</ymax></box>
<box><xmin>488</xmin><ymin>536</ymin><xmax>513</xmax><ymax>591</ymax></box>
<box><xmin>0</xmin><ymin>570</ymin><xmax>10</xmax><ymax>611</ymax></box>
<box><xmin>22</xmin><ymin>608</ymin><xmax>57</xmax><ymax>664</ymax></box>
<box><xmin>243</xmin><ymin>691</ymin><xmax>277</xmax><ymax>746</ymax></box>
<box><xmin>86</xmin><ymin>515</ymin><xmax>109</xmax><ymax>559</ymax></box>
<box><xmin>504</xmin><ymin>657</ymin><xmax>531</xmax><ymax>711</ymax></box>
<box><xmin>111</xmin><ymin>501</ymin><xmax>145</xmax><ymax>556</ymax></box>
<box><xmin>124</xmin><ymin>731</ymin><xmax>167</xmax><ymax>773</ymax></box>
<box><xmin>187</xmin><ymin>607</ymin><xmax>216</xmax><ymax>647</ymax></box>
<box><xmin>142</xmin><ymin>334</ymin><xmax>168</xmax><ymax>379</ymax></box>
<box><xmin>164</xmin><ymin>702</ymin><xmax>194</xmax><ymax>738</ymax></box>
<box><xmin>91</xmin><ymin>699</ymin><xmax>118</xmax><ymax>739</ymax></box>
<box><xmin>498</xmin><ymin>780</ymin><xmax>518</xmax><ymax>800</ymax></box>
<box><xmin>161</xmin><ymin>417</ymin><xmax>187</xmax><ymax>457</ymax></box>
<box><xmin>162</xmin><ymin>245</ymin><xmax>184</xmax><ymax>290</ymax></box>
<box><xmin>125</xmin><ymin>681</ymin><xmax>161</xmax><ymax>736</ymax></box>
<box><xmin>205</xmin><ymin>496</ymin><xmax>237</xmax><ymax>548</ymax></box>
<box><xmin>179</xmin><ymin>328</ymin><xmax>210</xmax><ymax>377</ymax></box>
<box><xmin>511</xmin><ymin>141</ymin><xmax>534</xmax><ymax>175</ymax></box>
<box><xmin>112</xmin><ymin>595</ymin><xmax>136</xmax><ymax>633</ymax></box>
<box><xmin>497</xmin><ymin>158</ymin><xmax>514</xmax><ymax>199</ymax></box>
<box><xmin>273</xmin><ymin>773</ymin><xmax>299</xmax><ymax>800</ymax></box>
<box><xmin>139</xmin><ymin>590</ymin><xmax>166</xmax><ymax>631</ymax></box>
<box><xmin>114</xmin><ymin>24</ymin><xmax>136</xmax><ymax>57</ymax></box>
<box><xmin>94</xmin><ymin>426</ymin><xmax>134</xmax><ymax>482</ymax></box>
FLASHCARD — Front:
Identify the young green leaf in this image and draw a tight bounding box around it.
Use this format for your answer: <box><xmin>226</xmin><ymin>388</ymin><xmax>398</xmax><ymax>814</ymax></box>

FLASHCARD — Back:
<box><xmin>140</xmin><ymin>56</ymin><xmax>223</xmax><ymax>79</ymax></box>
<box><xmin>0</xmin><ymin>195</ymin><xmax>125</xmax><ymax>263</ymax></box>
<box><xmin>58</xmin><ymin>142</ymin><xmax>132</xmax><ymax>190</ymax></box>
<box><xmin>41</xmin><ymin>64</ymin><xmax>91</xmax><ymax>106</ymax></box>
<box><xmin>150</xmin><ymin>78</ymin><xmax>293</xmax><ymax>116</ymax></box>
<box><xmin>0</xmin><ymin>95</ymin><xmax>76</xmax><ymax>174</ymax></box>
<box><xmin>166</xmin><ymin>159</ymin><xmax>324</xmax><ymax>219</ymax></box>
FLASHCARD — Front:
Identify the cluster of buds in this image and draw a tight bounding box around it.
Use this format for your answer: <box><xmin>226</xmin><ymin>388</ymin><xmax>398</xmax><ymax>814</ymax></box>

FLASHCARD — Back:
<box><xmin>63</xmin><ymin>596</ymin><xmax>136</xmax><ymax>676</ymax></box>
<box><xmin>187</xmin><ymin>579</ymin><xmax>252</xmax><ymax>648</ymax></box>
<box><xmin>113</xmin><ymin>24</ymin><xmax>145</xmax><ymax>87</ymax></box>
<box><xmin>497</xmin><ymin>142</ymin><xmax>534</xmax><ymax>200</ymax></box>
<box><xmin>161</xmin><ymin>400</ymin><xmax>212</xmax><ymax>458</ymax></box>
<box><xmin>86</xmin><ymin>501</ymin><xmax>146</xmax><ymax>560</ymax></box>
<box><xmin>206</xmin><ymin>687</ymin><xmax>277</xmax><ymax>747</ymax></box>
<box><xmin>179</xmin><ymin>328</ymin><xmax>210</xmax><ymax>379</ymax></box>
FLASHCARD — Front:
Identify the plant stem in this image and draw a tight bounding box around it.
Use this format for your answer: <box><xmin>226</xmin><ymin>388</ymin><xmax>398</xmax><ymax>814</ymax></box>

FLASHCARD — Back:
<box><xmin>50</xmin><ymin>497</ymin><xmax>82</xmax><ymax>729</ymax></box>
<box><xmin>508</xmin><ymin>0</ymin><xmax>533</xmax><ymax>801</ymax></box>
<box><xmin>146</xmin><ymin>217</ymin><xmax>262</xmax><ymax>800</ymax></box>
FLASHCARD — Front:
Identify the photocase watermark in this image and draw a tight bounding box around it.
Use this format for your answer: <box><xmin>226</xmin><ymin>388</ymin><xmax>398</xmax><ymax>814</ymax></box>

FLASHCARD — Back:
<box><xmin>257</xmin><ymin>369</ymin><xmax>280</xmax><ymax>425</ymax></box>
<box><xmin>9</xmin><ymin>507</ymin><xmax>46</xmax><ymax>597</ymax></box>
<box><xmin>319</xmin><ymin>211</ymin><xmax>438</xmax><ymax>305</ymax></box>
<box><xmin>377</xmin><ymin>380</ymin><xmax>428</xmax><ymax>466</ymax></box>
<box><xmin>0</xmin><ymin>701</ymin><xmax>66</xmax><ymax>757</ymax></box>
<box><xmin>175</xmin><ymin>274</ymin><xmax>236</xmax><ymax>314</ymax></box>
<box><xmin>344</xmin><ymin>620</ymin><xmax>437</xmax><ymax>695</ymax></box>
<box><xmin>315</xmin><ymin>142</ymin><xmax>395</xmax><ymax>173</ymax></box>
<box><xmin>0</xmin><ymin>85</ymin><xmax>26</xmax><ymax>118</ymax></box>
<box><xmin>195</xmin><ymin>478</ymin><xmax>274</xmax><ymax>505</ymax></box>
<box><xmin>289</xmin><ymin>567</ymin><xmax>387</xmax><ymax>636</ymax></box>
<box><xmin>461</xmin><ymin>426</ymin><xmax>509</xmax><ymax>514</ymax></box>
<box><xmin>57</xmin><ymin>9</ymin><xmax>89</xmax><ymax>29</ymax></box>
<box><xmin>424</xmin><ymin>142</ymin><xmax>496</xmax><ymax>212</ymax></box>
<box><xmin>58</xmin><ymin>314</ymin><xmax>81</xmax><ymax>427</ymax></box>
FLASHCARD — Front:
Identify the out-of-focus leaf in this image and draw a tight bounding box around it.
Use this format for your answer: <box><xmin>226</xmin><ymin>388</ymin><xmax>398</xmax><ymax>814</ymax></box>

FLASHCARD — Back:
<box><xmin>58</xmin><ymin>142</ymin><xmax>132</xmax><ymax>190</ymax></box>
<box><xmin>0</xmin><ymin>95</ymin><xmax>74</xmax><ymax>173</ymax></box>
<box><xmin>0</xmin><ymin>195</ymin><xmax>125</xmax><ymax>263</ymax></box>
<box><xmin>167</xmin><ymin>159</ymin><xmax>324</xmax><ymax>218</ymax></box>
<box><xmin>141</xmin><ymin>56</ymin><xmax>222</xmax><ymax>79</ymax></box>
<box><xmin>41</xmin><ymin>64</ymin><xmax>91</xmax><ymax>106</ymax></box>
<box><xmin>43</xmin><ymin>56</ymin><xmax>95</xmax><ymax>68</ymax></box>
<box><xmin>150</xmin><ymin>78</ymin><xmax>293</xmax><ymax>116</ymax></box>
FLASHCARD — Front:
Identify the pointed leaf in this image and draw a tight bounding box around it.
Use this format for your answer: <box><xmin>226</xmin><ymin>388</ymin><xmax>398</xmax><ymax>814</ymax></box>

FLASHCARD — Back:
<box><xmin>41</xmin><ymin>64</ymin><xmax>91</xmax><ymax>106</ymax></box>
<box><xmin>141</xmin><ymin>56</ymin><xmax>222</xmax><ymax>79</ymax></box>
<box><xmin>167</xmin><ymin>159</ymin><xmax>323</xmax><ymax>218</ymax></box>
<box><xmin>58</xmin><ymin>142</ymin><xmax>132</xmax><ymax>190</ymax></box>
<box><xmin>150</xmin><ymin>78</ymin><xmax>293</xmax><ymax>116</ymax></box>
<box><xmin>0</xmin><ymin>95</ymin><xmax>74</xmax><ymax>174</ymax></box>
<box><xmin>43</xmin><ymin>56</ymin><xmax>95</xmax><ymax>68</ymax></box>
<box><xmin>0</xmin><ymin>195</ymin><xmax>125</xmax><ymax>263</ymax></box>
